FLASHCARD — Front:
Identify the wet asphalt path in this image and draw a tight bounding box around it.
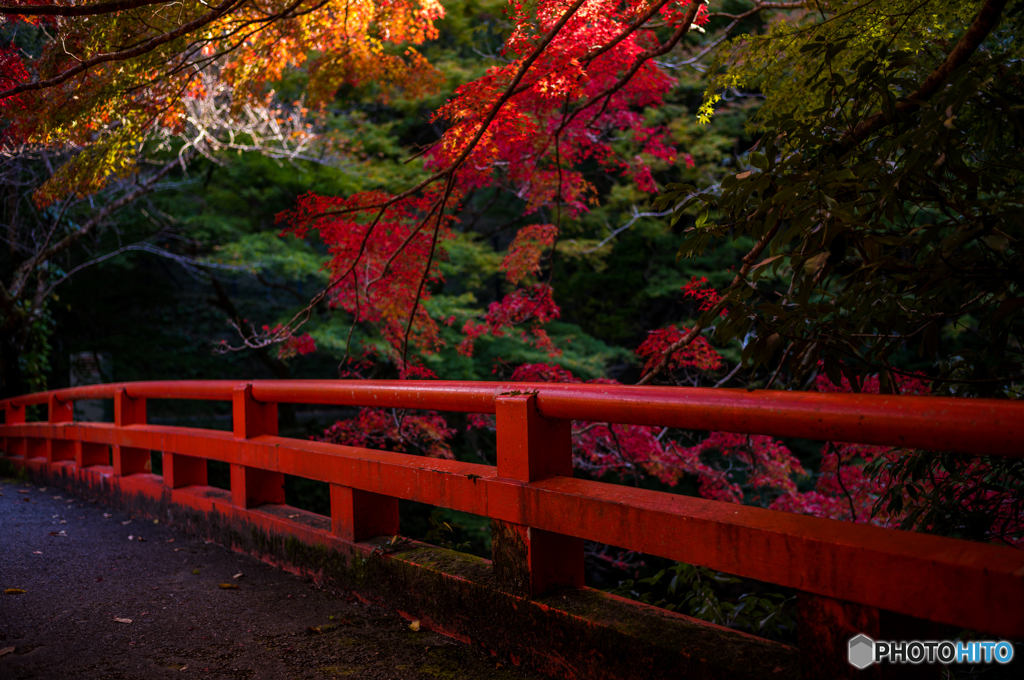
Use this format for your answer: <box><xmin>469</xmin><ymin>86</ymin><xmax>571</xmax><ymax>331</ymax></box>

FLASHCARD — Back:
<box><xmin>0</xmin><ymin>479</ymin><xmax>540</xmax><ymax>680</ymax></box>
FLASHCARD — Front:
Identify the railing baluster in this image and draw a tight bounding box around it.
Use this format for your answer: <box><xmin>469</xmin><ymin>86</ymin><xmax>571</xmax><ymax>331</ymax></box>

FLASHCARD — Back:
<box><xmin>75</xmin><ymin>441</ymin><xmax>109</xmax><ymax>468</ymax></box>
<box><xmin>799</xmin><ymin>594</ymin><xmax>941</xmax><ymax>679</ymax></box>
<box><xmin>230</xmin><ymin>383</ymin><xmax>284</xmax><ymax>508</ymax></box>
<box><xmin>492</xmin><ymin>393</ymin><xmax>584</xmax><ymax>598</ymax></box>
<box><xmin>163</xmin><ymin>452</ymin><xmax>208</xmax><ymax>489</ymax></box>
<box><xmin>2</xmin><ymin>402</ymin><xmax>26</xmax><ymax>459</ymax></box>
<box><xmin>46</xmin><ymin>394</ymin><xmax>74</xmax><ymax>464</ymax></box>
<box><xmin>113</xmin><ymin>388</ymin><xmax>149</xmax><ymax>475</ymax></box>
<box><xmin>330</xmin><ymin>485</ymin><xmax>399</xmax><ymax>542</ymax></box>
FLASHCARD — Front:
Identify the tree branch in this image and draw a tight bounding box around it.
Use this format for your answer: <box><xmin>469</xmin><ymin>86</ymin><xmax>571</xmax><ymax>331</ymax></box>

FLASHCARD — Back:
<box><xmin>0</xmin><ymin>0</ymin><xmax>243</xmax><ymax>101</ymax></box>
<box><xmin>0</xmin><ymin>0</ymin><xmax>170</xmax><ymax>17</ymax></box>
<box><xmin>638</xmin><ymin>216</ymin><xmax>783</xmax><ymax>385</ymax></box>
<box><xmin>9</xmin><ymin>155</ymin><xmax>185</xmax><ymax>298</ymax></box>
<box><xmin>844</xmin><ymin>0</ymin><xmax>1009</xmax><ymax>143</ymax></box>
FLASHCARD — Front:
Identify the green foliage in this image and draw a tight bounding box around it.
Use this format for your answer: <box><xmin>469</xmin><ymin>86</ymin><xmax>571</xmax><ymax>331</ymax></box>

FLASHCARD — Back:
<box><xmin>609</xmin><ymin>562</ymin><xmax>797</xmax><ymax>642</ymax></box>
<box><xmin>659</xmin><ymin>34</ymin><xmax>1024</xmax><ymax>394</ymax></box>
<box><xmin>16</xmin><ymin>299</ymin><xmax>54</xmax><ymax>396</ymax></box>
<box><xmin>699</xmin><ymin>0</ymin><xmax>983</xmax><ymax>131</ymax></box>
<box><xmin>423</xmin><ymin>508</ymin><xmax>472</xmax><ymax>553</ymax></box>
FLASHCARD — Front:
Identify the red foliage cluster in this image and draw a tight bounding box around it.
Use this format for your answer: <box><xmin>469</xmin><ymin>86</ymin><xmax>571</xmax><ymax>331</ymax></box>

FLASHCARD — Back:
<box><xmin>767</xmin><ymin>371</ymin><xmax>934</xmax><ymax>524</ymax></box>
<box><xmin>261</xmin><ymin>324</ymin><xmax>317</xmax><ymax>360</ymax></box>
<box><xmin>459</xmin><ymin>284</ymin><xmax>562</xmax><ymax>357</ymax></box>
<box><xmin>0</xmin><ymin>45</ymin><xmax>28</xmax><ymax>110</ymax></box>
<box><xmin>768</xmin><ymin>368</ymin><xmax>1023</xmax><ymax>547</ymax></box>
<box><xmin>278</xmin><ymin>187</ymin><xmax>458</xmax><ymax>357</ymax></box>
<box><xmin>480</xmin><ymin>362</ymin><xmax>804</xmax><ymax>506</ymax></box>
<box><xmin>509</xmin><ymin>362</ymin><xmax>576</xmax><ymax>382</ymax></box>
<box><xmin>680</xmin><ymin>275</ymin><xmax>724</xmax><ymax>315</ymax></box>
<box><xmin>663</xmin><ymin>432</ymin><xmax>805</xmax><ymax>503</ymax></box>
<box><xmin>427</xmin><ymin>0</ymin><xmax>688</xmax><ymax>214</ymax></box>
<box><xmin>501</xmin><ymin>224</ymin><xmax>559</xmax><ymax>284</ymax></box>
<box><xmin>635</xmin><ymin>326</ymin><xmax>723</xmax><ymax>375</ymax></box>
<box><xmin>319</xmin><ymin>407</ymin><xmax>456</xmax><ymax>459</ymax></box>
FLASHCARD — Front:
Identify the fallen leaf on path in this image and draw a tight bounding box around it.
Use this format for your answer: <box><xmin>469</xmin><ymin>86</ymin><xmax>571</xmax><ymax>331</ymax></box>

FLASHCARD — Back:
<box><xmin>103</xmin><ymin>513</ymin><xmax>111</xmax><ymax>518</ymax></box>
<box><xmin>18</xmin><ymin>490</ymin><xmax>29</xmax><ymax>494</ymax></box>
<box><xmin>128</xmin><ymin>535</ymin><xmax>133</xmax><ymax>540</ymax></box>
<box><xmin>287</xmin><ymin>514</ymin><xmax>300</xmax><ymax>519</ymax></box>
<box><xmin>408</xmin><ymin>620</ymin><xmax>420</xmax><ymax>632</ymax></box>
<box><xmin>113</xmin><ymin>618</ymin><xmax>132</xmax><ymax>624</ymax></box>
<box><xmin>0</xmin><ymin>646</ymin><xmax>14</xmax><ymax>657</ymax></box>
<box><xmin>307</xmin><ymin>626</ymin><xmax>323</xmax><ymax>634</ymax></box>
<box><xmin>232</xmin><ymin>573</ymin><xmax>243</xmax><ymax>579</ymax></box>
<box><xmin>52</xmin><ymin>496</ymin><xmax>62</xmax><ymax>500</ymax></box>
<box><xmin>4</xmin><ymin>589</ymin><xmax>26</xmax><ymax>595</ymax></box>
<box><xmin>192</xmin><ymin>569</ymin><xmax>201</xmax><ymax>575</ymax></box>
<box><xmin>179</xmin><ymin>666</ymin><xmax>187</xmax><ymax>672</ymax></box>
<box><xmin>59</xmin><ymin>520</ymin><xmax>66</xmax><ymax>524</ymax></box>
<box><xmin>121</xmin><ymin>520</ymin><xmax>131</xmax><ymax>525</ymax></box>
<box><xmin>32</xmin><ymin>551</ymin><xmax>42</xmax><ymax>555</ymax></box>
<box><xmin>166</xmin><ymin>539</ymin><xmax>174</xmax><ymax>543</ymax></box>
<box><xmin>218</xmin><ymin>583</ymin><xmax>239</xmax><ymax>589</ymax></box>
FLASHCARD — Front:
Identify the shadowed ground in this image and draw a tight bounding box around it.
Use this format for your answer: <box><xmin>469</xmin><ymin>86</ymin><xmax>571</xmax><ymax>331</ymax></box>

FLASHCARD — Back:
<box><xmin>0</xmin><ymin>478</ymin><xmax>542</xmax><ymax>680</ymax></box>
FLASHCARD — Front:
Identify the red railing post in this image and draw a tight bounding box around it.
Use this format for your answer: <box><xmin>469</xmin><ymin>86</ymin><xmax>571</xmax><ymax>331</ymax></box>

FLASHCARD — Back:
<box><xmin>2</xmin><ymin>403</ymin><xmax>26</xmax><ymax>459</ymax></box>
<box><xmin>799</xmin><ymin>594</ymin><xmax>941</xmax><ymax>679</ymax></box>
<box><xmin>46</xmin><ymin>394</ymin><xmax>74</xmax><ymax>463</ymax></box>
<box><xmin>230</xmin><ymin>384</ymin><xmax>284</xmax><ymax>508</ymax></box>
<box><xmin>491</xmin><ymin>393</ymin><xmax>584</xmax><ymax>598</ymax></box>
<box><xmin>330</xmin><ymin>485</ymin><xmax>399</xmax><ymax>542</ymax></box>
<box><xmin>75</xmin><ymin>441</ymin><xmax>110</xmax><ymax>468</ymax></box>
<box><xmin>163</xmin><ymin>452</ymin><xmax>208</xmax><ymax>489</ymax></box>
<box><xmin>113</xmin><ymin>388</ymin><xmax>149</xmax><ymax>475</ymax></box>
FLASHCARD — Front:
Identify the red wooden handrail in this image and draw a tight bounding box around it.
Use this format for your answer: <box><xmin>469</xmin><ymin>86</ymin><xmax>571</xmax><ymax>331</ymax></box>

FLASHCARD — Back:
<box><xmin>2</xmin><ymin>380</ymin><xmax>1023</xmax><ymax>651</ymax></box>
<box><xmin>4</xmin><ymin>379</ymin><xmax>1021</xmax><ymax>455</ymax></box>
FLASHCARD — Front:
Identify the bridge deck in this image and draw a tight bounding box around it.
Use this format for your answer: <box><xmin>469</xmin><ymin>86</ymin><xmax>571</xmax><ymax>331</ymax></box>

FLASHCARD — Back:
<box><xmin>0</xmin><ymin>479</ymin><xmax>540</xmax><ymax>680</ymax></box>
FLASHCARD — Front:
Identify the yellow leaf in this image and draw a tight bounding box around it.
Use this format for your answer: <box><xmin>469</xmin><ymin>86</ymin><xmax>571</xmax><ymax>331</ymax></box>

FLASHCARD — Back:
<box><xmin>219</xmin><ymin>583</ymin><xmax>239</xmax><ymax>589</ymax></box>
<box><xmin>408</xmin><ymin>620</ymin><xmax>420</xmax><ymax>631</ymax></box>
<box><xmin>4</xmin><ymin>589</ymin><xmax>26</xmax><ymax>595</ymax></box>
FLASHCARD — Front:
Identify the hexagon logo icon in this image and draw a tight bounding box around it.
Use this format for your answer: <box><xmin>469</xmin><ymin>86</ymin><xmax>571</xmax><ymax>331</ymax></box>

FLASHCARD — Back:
<box><xmin>849</xmin><ymin>634</ymin><xmax>875</xmax><ymax>669</ymax></box>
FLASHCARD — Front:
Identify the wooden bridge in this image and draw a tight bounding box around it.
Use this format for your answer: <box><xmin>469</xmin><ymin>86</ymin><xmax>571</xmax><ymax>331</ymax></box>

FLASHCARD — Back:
<box><xmin>2</xmin><ymin>380</ymin><xmax>1022</xmax><ymax>679</ymax></box>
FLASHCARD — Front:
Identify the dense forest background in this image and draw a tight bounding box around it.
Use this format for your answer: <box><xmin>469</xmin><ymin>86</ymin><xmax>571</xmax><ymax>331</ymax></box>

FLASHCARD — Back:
<box><xmin>2</xmin><ymin>0</ymin><xmax>1023</xmax><ymax>651</ymax></box>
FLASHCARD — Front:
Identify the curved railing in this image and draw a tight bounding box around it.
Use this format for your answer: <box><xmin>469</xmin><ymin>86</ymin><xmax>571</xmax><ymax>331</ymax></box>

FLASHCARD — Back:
<box><xmin>2</xmin><ymin>380</ymin><xmax>1022</xmax><ymax>659</ymax></box>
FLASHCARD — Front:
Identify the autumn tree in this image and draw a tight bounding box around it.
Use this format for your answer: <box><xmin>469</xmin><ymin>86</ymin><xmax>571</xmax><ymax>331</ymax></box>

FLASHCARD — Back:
<box><xmin>4</xmin><ymin>0</ymin><xmax>1021</xmax><ymax>551</ymax></box>
<box><xmin>0</xmin><ymin>0</ymin><xmax>448</xmax><ymax>395</ymax></box>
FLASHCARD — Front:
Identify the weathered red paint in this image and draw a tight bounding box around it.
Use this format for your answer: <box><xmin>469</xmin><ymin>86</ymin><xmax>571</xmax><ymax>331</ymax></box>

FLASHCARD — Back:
<box><xmin>112</xmin><ymin>388</ymin><xmax>149</xmax><ymax>476</ymax></box>
<box><xmin>494</xmin><ymin>394</ymin><xmax>583</xmax><ymax>598</ymax></box>
<box><xmin>231</xmin><ymin>384</ymin><xmax>284</xmax><ymax>509</ymax></box>
<box><xmin>2</xmin><ymin>379</ymin><xmax>1023</xmax><ymax>675</ymax></box>
<box><xmin>330</xmin><ymin>484</ymin><xmax>400</xmax><ymax>542</ymax></box>
<box><xmin>163</xmin><ymin>452</ymin><xmax>207</xmax><ymax>489</ymax></box>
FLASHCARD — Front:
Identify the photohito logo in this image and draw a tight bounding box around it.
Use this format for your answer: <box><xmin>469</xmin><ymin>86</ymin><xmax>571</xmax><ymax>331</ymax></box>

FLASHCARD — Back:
<box><xmin>848</xmin><ymin>634</ymin><xmax>1014</xmax><ymax>668</ymax></box>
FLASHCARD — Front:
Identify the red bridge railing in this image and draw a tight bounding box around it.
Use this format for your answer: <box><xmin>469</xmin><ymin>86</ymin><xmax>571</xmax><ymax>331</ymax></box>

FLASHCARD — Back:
<box><xmin>2</xmin><ymin>380</ymin><xmax>1022</xmax><ymax>655</ymax></box>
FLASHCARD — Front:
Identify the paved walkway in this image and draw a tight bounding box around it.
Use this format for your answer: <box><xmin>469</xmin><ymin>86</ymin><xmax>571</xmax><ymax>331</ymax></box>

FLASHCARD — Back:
<box><xmin>0</xmin><ymin>479</ymin><xmax>541</xmax><ymax>680</ymax></box>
